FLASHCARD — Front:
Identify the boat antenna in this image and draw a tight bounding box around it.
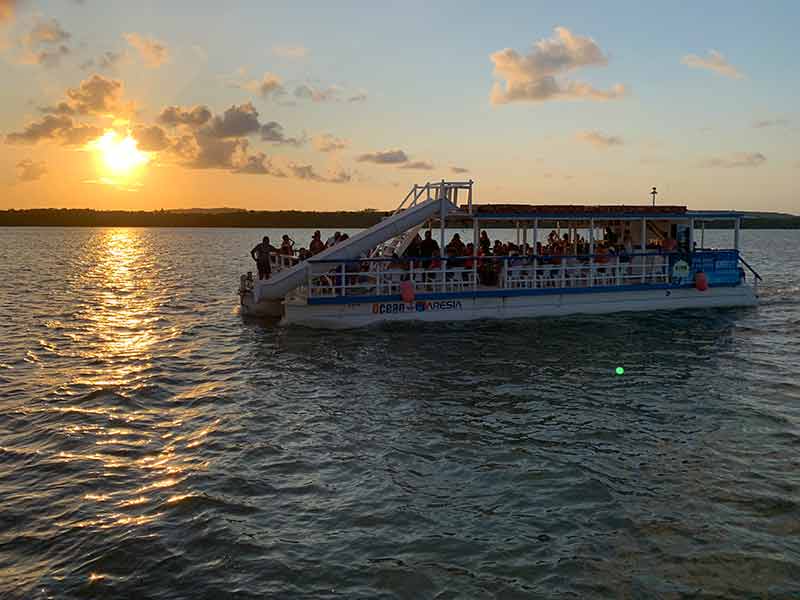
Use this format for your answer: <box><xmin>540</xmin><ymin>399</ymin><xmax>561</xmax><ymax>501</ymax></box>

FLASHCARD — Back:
<box><xmin>650</xmin><ymin>186</ymin><xmax>658</xmax><ymax>207</ymax></box>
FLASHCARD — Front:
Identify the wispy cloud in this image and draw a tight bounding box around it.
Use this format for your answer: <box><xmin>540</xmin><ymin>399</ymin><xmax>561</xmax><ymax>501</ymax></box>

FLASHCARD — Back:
<box><xmin>313</xmin><ymin>133</ymin><xmax>348</xmax><ymax>152</ymax></box>
<box><xmin>0</xmin><ymin>0</ymin><xmax>21</xmax><ymax>25</ymax></box>
<box><xmin>19</xmin><ymin>17</ymin><xmax>72</xmax><ymax>67</ymax></box>
<box><xmin>16</xmin><ymin>158</ymin><xmax>47</xmax><ymax>181</ymax></box>
<box><xmin>753</xmin><ymin>118</ymin><xmax>789</xmax><ymax>129</ymax></box>
<box><xmin>576</xmin><ymin>130</ymin><xmax>623</xmax><ymax>148</ymax></box>
<box><xmin>124</xmin><ymin>32</ymin><xmax>169</xmax><ymax>68</ymax></box>
<box><xmin>490</xmin><ymin>27</ymin><xmax>626</xmax><ymax>104</ymax></box>
<box><xmin>450</xmin><ymin>166</ymin><xmax>469</xmax><ymax>174</ymax></box>
<box><xmin>243</xmin><ymin>72</ymin><xmax>286</xmax><ymax>100</ymax></box>
<box><xmin>356</xmin><ymin>149</ymin><xmax>408</xmax><ymax>164</ymax></box>
<box><xmin>698</xmin><ymin>152</ymin><xmax>766</xmax><ymax>168</ymax></box>
<box><xmin>272</xmin><ymin>45</ymin><xmax>308</xmax><ymax>59</ymax></box>
<box><xmin>400</xmin><ymin>160</ymin><xmax>435</xmax><ymax>170</ymax></box>
<box><xmin>681</xmin><ymin>50</ymin><xmax>743</xmax><ymax>79</ymax></box>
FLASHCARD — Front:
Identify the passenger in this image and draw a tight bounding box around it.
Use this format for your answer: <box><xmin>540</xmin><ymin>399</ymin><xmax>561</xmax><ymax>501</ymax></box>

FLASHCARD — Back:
<box><xmin>430</xmin><ymin>248</ymin><xmax>442</xmax><ymax>270</ymax></box>
<box><xmin>250</xmin><ymin>235</ymin><xmax>277</xmax><ymax>280</ymax></box>
<box><xmin>493</xmin><ymin>239</ymin><xmax>505</xmax><ymax>256</ymax></box>
<box><xmin>298</xmin><ymin>248</ymin><xmax>310</xmax><ymax>261</ymax></box>
<box><xmin>479</xmin><ymin>231</ymin><xmax>491</xmax><ymax>255</ymax></box>
<box><xmin>309</xmin><ymin>230</ymin><xmax>325</xmax><ymax>255</ymax></box>
<box><xmin>339</xmin><ymin>233</ymin><xmax>350</xmax><ymax>242</ymax></box>
<box><xmin>419</xmin><ymin>230</ymin><xmax>440</xmax><ymax>266</ymax></box>
<box><xmin>463</xmin><ymin>243</ymin><xmax>475</xmax><ymax>269</ymax></box>
<box><xmin>279</xmin><ymin>234</ymin><xmax>294</xmax><ymax>255</ymax></box>
<box><xmin>326</xmin><ymin>231</ymin><xmax>341</xmax><ymax>247</ymax></box>
<box><xmin>405</xmin><ymin>234</ymin><xmax>422</xmax><ymax>261</ymax></box>
<box><xmin>446</xmin><ymin>233</ymin><xmax>466</xmax><ymax>256</ymax></box>
<box><xmin>662</xmin><ymin>236</ymin><xmax>677</xmax><ymax>252</ymax></box>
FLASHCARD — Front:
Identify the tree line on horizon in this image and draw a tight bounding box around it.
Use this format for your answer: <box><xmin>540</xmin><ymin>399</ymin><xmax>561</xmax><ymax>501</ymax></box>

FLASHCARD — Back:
<box><xmin>0</xmin><ymin>208</ymin><xmax>798</xmax><ymax>229</ymax></box>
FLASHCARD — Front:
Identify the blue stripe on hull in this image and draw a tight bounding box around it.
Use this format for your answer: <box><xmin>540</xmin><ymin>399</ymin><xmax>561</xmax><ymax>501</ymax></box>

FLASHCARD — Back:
<box><xmin>306</xmin><ymin>281</ymin><xmax>743</xmax><ymax>306</ymax></box>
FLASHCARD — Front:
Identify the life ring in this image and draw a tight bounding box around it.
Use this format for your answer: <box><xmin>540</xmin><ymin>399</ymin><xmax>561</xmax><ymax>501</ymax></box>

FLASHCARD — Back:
<box><xmin>695</xmin><ymin>271</ymin><xmax>709</xmax><ymax>291</ymax></box>
<box><xmin>399</xmin><ymin>280</ymin><xmax>415</xmax><ymax>303</ymax></box>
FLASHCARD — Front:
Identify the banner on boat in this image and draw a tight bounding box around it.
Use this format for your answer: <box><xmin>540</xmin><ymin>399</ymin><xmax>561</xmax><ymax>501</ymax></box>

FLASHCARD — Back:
<box><xmin>372</xmin><ymin>300</ymin><xmax>463</xmax><ymax>314</ymax></box>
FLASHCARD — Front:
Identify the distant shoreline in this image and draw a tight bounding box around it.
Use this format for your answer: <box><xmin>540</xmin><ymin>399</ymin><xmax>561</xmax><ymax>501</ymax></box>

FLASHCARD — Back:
<box><xmin>1</xmin><ymin>209</ymin><xmax>798</xmax><ymax>229</ymax></box>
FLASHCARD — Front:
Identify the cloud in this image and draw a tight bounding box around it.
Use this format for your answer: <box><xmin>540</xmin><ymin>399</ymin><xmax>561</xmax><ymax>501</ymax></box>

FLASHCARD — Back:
<box><xmin>294</xmin><ymin>83</ymin><xmax>339</xmax><ymax>103</ymax></box>
<box><xmin>698</xmin><ymin>152</ymin><xmax>766</xmax><ymax>168</ymax></box>
<box><xmin>16</xmin><ymin>158</ymin><xmax>46</xmax><ymax>182</ymax></box>
<box><xmin>260</xmin><ymin>121</ymin><xmax>304</xmax><ymax>146</ymax></box>
<box><xmin>450</xmin><ymin>166</ymin><xmax>469</xmax><ymax>174</ymax></box>
<box><xmin>681</xmin><ymin>50</ymin><xmax>743</xmax><ymax>79</ymax></box>
<box><xmin>356</xmin><ymin>149</ymin><xmax>408</xmax><ymax>164</ymax></box>
<box><xmin>5</xmin><ymin>114</ymin><xmax>72</xmax><ymax>143</ymax></box>
<box><xmin>576</xmin><ymin>130</ymin><xmax>623</xmax><ymax>148</ymax></box>
<box><xmin>19</xmin><ymin>17</ymin><xmax>72</xmax><ymax>67</ymax></box>
<box><xmin>4</xmin><ymin>114</ymin><xmax>101</xmax><ymax>146</ymax></box>
<box><xmin>133</xmin><ymin>124</ymin><xmax>170</xmax><ymax>151</ymax></box>
<box><xmin>400</xmin><ymin>160</ymin><xmax>435</xmax><ymax>170</ymax></box>
<box><xmin>80</xmin><ymin>50</ymin><xmax>124</xmax><ymax>71</ymax></box>
<box><xmin>490</xmin><ymin>27</ymin><xmax>626</xmax><ymax>104</ymax></box>
<box><xmin>286</xmin><ymin>163</ymin><xmax>352</xmax><ymax>183</ymax></box>
<box><xmin>244</xmin><ymin>72</ymin><xmax>286</xmax><ymax>99</ymax></box>
<box><xmin>59</xmin><ymin>122</ymin><xmax>102</xmax><ymax>146</ymax></box>
<box><xmin>233</xmin><ymin>151</ymin><xmax>285</xmax><ymax>176</ymax></box>
<box><xmin>186</xmin><ymin>134</ymin><xmax>249</xmax><ymax>170</ymax></box>
<box><xmin>272</xmin><ymin>45</ymin><xmax>308</xmax><ymax>59</ymax></box>
<box><xmin>26</xmin><ymin>17</ymin><xmax>69</xmax><ymax>45</ymax></box>
<box><xmin>124</xmin><ymin>32</ymin><xmax>168</xmax><ymax>68</ymax></box>
<box><xmin>0</xmin><ymin>0</ymin><xmax>21</xmax><ymax>25</ymax></box>
<box><xmin>753</xmin><ymin>118</ymin><xmax>789</xmax><ymax>129</ymax></box>
<box><xmin>347</xmin><ymin>91</ymin><xmax>367</xmax><ymax>103</ymax></box>
<box><xmin>203</xmin><ymin>102</ymin><xmax>261</xmax><ymax>138</ymax></box>
<box><xmin>158</xmin><ymin>104</ymin><xmax>212</xmax><ymax>128</ymax></box>
<box><xmin>42</xmin><ymin>74</ymin><xmax>128</xmax><ymax>116</ymax></box>
<box><xmin>312</xmin><ymin>133</ymin><xmax>347</xmax><ymax>152</ymax></box>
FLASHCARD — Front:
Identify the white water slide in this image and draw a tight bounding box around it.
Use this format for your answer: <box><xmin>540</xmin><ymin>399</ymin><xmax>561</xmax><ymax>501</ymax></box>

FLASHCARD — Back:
<box><xmin>254</xmin><ymin>195</ymin><xmax>456</xmax><ymax>301</ymax></box>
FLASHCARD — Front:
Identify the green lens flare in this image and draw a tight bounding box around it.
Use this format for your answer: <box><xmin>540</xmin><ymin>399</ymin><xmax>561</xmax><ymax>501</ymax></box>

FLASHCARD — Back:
<box><xmin>615</xmin><ymin>367</ymin><xmax>625</xmax><ymax>375</ymax></box>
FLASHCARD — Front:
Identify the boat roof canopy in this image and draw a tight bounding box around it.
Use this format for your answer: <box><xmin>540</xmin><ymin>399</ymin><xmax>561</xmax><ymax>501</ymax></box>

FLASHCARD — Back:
<box><xmin>461</xmin><ymin>204</ymin><xmax>743</xmax><ymax>221</ymax></box>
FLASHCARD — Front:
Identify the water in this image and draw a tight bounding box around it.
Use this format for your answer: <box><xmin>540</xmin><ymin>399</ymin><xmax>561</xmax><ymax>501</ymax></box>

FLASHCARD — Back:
<box><xmin>1</xmin><ymin>227</ymin><xmax>799</xmax><ymax>599</ymax></box>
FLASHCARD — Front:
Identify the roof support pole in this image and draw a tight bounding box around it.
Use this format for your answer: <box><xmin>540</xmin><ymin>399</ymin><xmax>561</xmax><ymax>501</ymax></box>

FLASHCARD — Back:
<box><xmin>533</xmin><ymin>219</ymin><xmax>539</xmax><ymax>288</ymax></box>
<box><xmin>468</xmin><ymin>180</ymin><xmax>473</xmax><ymax>215</ymax></box>
<box><xmin>701</xmin><ymin>220</ymin><xmax>706</xmax><ymax>249</ymax></box>
<box><xmin>515</xmin><ymin>220</ymin><xmax>520</xmax><ymax>245</ymax></box>
<box><xmin>589</xmin><ymin>219</ymin><xmax>594</xmax><ymax>288</ymax></box>
<box><xmin>641</xmin><ymin>217</ymin><xmax>647</xmax><ymax>283</ymax></box>
<box><xmin>439</xmin><ymin>185</ymin><xmax>446</xmax><ymax>252</ymax></box>
<box><xmin>689</xmin><ymin>218</ymin><xmax>695</xmax><ymax>251</ymax></box>
<box><xmin>734</xmin><ymin>217</ymin><xmax>740</xmax><ymax>251</ymax></box>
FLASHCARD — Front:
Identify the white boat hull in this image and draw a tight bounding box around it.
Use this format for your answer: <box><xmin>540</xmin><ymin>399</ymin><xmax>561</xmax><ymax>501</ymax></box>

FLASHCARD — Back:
<box><xmin>281</xmin><ymin>284</ymin><xmax>758</xmax><ymax>329</ymax></box>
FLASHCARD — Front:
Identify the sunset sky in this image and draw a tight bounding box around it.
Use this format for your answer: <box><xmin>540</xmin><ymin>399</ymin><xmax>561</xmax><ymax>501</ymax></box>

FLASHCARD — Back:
<box><xmin>0</xmin><ymin>1</ymin><xmax>797</xmax><ymax>212</ymax></box>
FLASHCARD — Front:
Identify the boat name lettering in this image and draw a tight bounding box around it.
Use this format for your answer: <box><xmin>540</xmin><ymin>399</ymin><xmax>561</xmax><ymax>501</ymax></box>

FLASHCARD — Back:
<box><xmin>372</xmin><ymin>300</ymin><xmax>463</xmax><ymax>314</ymax></box>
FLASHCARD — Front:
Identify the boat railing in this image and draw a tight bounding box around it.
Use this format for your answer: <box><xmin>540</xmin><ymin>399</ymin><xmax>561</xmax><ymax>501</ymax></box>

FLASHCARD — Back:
<box><xmin>301</xmin><ymin>250</ymin><xmax>720</xmax><ymax>299</ymax></box>
<box><xmin>392</xmin><ymin>180</ymin><xmax>474</xmax><ymax>215</ymax></box>
<box><xmin>737</xmin><ymin>254</ymin><xmax>762</xmax><ymax>293</ymax></box>
<box><xmin>269</xmin><ymin>252</ymin><xmax>301</xmax><ymax>272</ymax></box>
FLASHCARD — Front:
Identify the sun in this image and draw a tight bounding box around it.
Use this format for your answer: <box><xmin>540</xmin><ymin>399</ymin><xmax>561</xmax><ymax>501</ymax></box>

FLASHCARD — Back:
<box><xmin>89</xmin><ymin>131</ymin><xmax>150</xmax><ymax>177</ymax></box>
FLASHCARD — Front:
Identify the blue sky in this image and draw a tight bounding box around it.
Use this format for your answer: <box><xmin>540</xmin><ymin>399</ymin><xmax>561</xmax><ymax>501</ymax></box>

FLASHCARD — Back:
<box><xmin>0</xmin><ymin>1</ymin><xmax>797</xmax><ymax>211</ymax></box>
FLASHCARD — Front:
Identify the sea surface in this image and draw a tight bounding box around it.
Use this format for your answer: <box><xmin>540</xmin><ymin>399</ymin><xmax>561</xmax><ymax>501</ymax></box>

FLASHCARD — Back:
<box><xmin>1</xmin><ymin>227</ymin><xmax>799</xmax><ymax>599</ymax></box>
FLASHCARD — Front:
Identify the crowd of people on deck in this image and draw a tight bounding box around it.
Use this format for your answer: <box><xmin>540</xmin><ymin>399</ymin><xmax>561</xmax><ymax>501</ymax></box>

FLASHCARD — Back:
<box><xmin>249</xmin><ymin>230</ymin><xmax>350</xmax><ymax>279</ymax></box>
<box><xmin>251</xmin><ymin>225</ymin><xmax>679</xmax><ymax>284</ymax></box>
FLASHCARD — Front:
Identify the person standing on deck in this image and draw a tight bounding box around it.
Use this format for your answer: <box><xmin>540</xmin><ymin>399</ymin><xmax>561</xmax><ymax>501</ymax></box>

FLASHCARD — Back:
<box><xmin>309</xmin><ymin>231</ymin><xmax>325</xmax><ymax>255</ymax></box>
<box><xmin>251</xmin><ymin>236</ymin><xmax>277</xmax><ymax>280</ymax></box>
<box><xmin>419</xmin><ymin>230</ymin><xmax>440</xmax><ymax>268</ymax></box>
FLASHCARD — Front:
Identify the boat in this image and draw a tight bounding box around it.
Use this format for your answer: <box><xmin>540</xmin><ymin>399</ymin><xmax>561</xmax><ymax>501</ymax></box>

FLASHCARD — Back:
<box><xmin>238</xmin><ymin>180</ymin><xmax>762</xmax><ymax>328</ymax></box>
